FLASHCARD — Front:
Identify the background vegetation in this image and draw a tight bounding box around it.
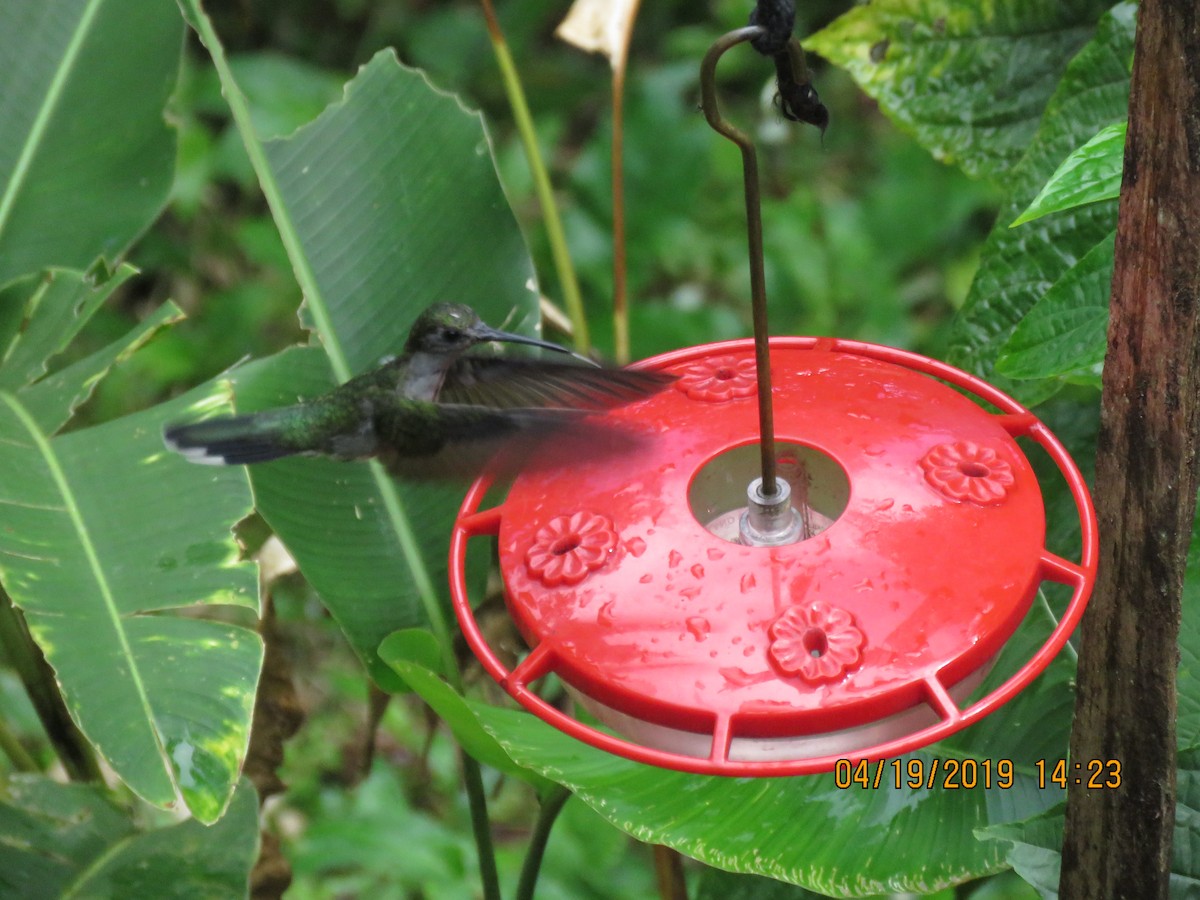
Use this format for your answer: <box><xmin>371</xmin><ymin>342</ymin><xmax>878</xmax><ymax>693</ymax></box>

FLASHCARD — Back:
<box><xmin>3</xmin><ymin>1</ymin><xmax>1190</xmax><ymax>899</ymax></box>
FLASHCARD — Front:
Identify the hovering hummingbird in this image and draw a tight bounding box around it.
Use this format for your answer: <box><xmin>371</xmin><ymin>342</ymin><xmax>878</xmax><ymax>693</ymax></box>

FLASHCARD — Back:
<box><xmin>164</xmin><ymin>302</ymin><xmax>673</xmax><ymax>478</ymax></box>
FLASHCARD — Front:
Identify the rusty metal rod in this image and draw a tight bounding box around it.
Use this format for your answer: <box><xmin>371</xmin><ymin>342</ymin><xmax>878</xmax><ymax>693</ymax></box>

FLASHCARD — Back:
<box><xmin>700</xmin><ymin>25</ymin><xmax>778</xmax><ymax>496</ymax></box>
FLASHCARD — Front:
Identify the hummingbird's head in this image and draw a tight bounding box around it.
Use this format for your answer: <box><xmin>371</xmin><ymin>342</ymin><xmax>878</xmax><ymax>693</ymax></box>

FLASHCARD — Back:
<box><xmin>405</xmin><ymin>302</ymin><xmax>583</xmax><ymax>360</ymax></box>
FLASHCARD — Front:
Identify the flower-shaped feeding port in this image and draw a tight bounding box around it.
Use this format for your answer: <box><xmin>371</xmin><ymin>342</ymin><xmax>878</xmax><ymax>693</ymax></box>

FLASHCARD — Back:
<box><xmin>675</xmin><ymin>355</ymin><xmax>758</xmax><ymax>402</ymax></box>
<box><xmin>769</xmin><ymin>601</ymin><xmax>864</xmax><ymax>682</ymax></box>
<box><xmin>920</xmin><ymin>441</ymin><xmax>1015</xmax><ymax>506</ymax></box>
<box><xmin>524</xmin><ymin>511</ymin><xmax>618</xmax><ymax>587</ymax></box>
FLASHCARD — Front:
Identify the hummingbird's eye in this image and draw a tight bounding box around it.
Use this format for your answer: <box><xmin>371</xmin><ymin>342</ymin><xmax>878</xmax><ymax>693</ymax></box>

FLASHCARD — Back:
<box><xmin>441</xmin><ymin>327</ymin><xmax>464</xmax><ymax>342</ymax></box>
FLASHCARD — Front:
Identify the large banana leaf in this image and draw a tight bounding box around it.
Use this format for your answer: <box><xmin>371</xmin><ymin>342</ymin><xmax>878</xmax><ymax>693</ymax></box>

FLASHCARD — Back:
<box><xmin>0</xmin><ymin>326</ymin><xmax>261</xmax><ymax>822</ymax></box>
<box><xmin>0</xmin><ymin>0</ymin><xmax>180</xmax><ymax>286</ymax></box>
<box><xmin>184</xmin><ymin>0</ymin><xmax>541</xmax><ymax>688</ymax></box>
<box><xmin>0</xmin><ymin>775</ymin><xmax>259</xmax><ymax>898</ymax></box>
<box><xmin>468</xmin><ymin>682</ymin><xmax>1064</xmax><ymax>896</ymax></box>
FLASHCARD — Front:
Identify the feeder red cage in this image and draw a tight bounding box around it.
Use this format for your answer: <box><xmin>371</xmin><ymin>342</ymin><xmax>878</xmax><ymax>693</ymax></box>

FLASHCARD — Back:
<box><xmin>450</xmin><ymin>338</ymin><xmax>1098</xmax><ymax>776</ymax></box>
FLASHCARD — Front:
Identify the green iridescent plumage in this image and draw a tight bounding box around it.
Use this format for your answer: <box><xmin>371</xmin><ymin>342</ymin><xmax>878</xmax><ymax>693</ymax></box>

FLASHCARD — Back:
<box><xmin>164</xmin><ymin>303</ymin><xmax>672</xmax><ymax>478</ymax></box>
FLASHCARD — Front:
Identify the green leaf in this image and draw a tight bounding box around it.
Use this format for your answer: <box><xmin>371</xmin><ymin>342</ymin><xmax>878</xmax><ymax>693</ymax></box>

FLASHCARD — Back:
<box><xmin>978</xmin><ymin>748</ymin><xmax>1200</xmax><ymax>896</ymax></box>
<box><xmin>1012</xmin><ymin>122</ymin><xmax>1126</xmax><ymax>226</ymax></box>
<box><xmin>378</xmin><ymin>637</ymin><xmax>551</xmax><ymax>789</ymax></box>
<box><xmin>474</xmin><ymin>703</ymin><xmax>1058</xmax><ymax>895</ymax></box>
<box><xmin>0</xmin><ymin>266</ymin><xmax>134</xmax><ymax>392</ymax></box>
<box><xmin>228</xmin><ymin>53</ymin><xmax>346</xmax><ymax>141</ymax></box>
<box><xmin>805</xmin><ymin>0</ymin><xmax>1115</xmax><ymax>180</ymax></box>
<box><xmin>0</xmin><ymin>777</ymin><xmax>134</xmax><ymax>899</ymax></box>
<box><xmin>0</xmin><ymin>776</ymin><xmax>258</xmax><ymax>899</ymax></box>
<box><xmin>19</xmin><ymin>295</ymin><xmax>184</xmax><ymax>435</ymax></box>
<box><xmin>183</xmin><ymin>4</ymin><xmax>541</xmax><ymax>686</ymax></box>
<box><xmin>946</xmin><ymin>3</ymin><xmax>1135</xmax><ymax>402</ymax></box>
<box><xmin>975</xmin><ymin>803</ymin><xmax>1067</xmax><ymax>897</ymax></box>
<box><xmin>0</xmin><ymin>386</ymin><xmax>261</xmax><ymax>822</ymax></box>
<box><xmin>995</xmin><ymin>231</ymin><xmax>1114</xmax><ymax>384</ymax></box>
<box><xmin>378</xmin><ymin>627</ymin><xmax>443</xmax><ymax>675</ymax></box>
<box><xmin>0</xmin><ymin>0</ymin><xmax>181</xmax><ymax>285</ymax></box>
<box><xmin>65</xmin><ymin>779</ymin><xmax>260</xmax><ymax>898</ymax></box>
<box><xmin>1177</xmin><ymin>510</ymin><xmax>1200</xmax><ymax>749</ymax></box>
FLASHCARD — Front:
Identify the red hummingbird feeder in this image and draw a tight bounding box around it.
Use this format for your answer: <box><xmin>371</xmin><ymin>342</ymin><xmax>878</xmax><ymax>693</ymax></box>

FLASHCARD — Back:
<box><xmin>448</xmin><ymin>27</ymin><xmax>1098</xmax><ymax>776</ymax></box>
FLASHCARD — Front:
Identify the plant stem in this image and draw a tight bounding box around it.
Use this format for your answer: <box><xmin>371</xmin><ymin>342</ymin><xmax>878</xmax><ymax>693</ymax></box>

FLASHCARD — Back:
<box><xmin>611</xmin><ymin>64</ymin><xmax>630</xmax><ymax>365</ymax></box>
<box><xmin>463</xmin><ymin>750</ymin><xmax>503</xmax><ymax>900</ymax></box>
<box><xmin>479</xmin><ymin>0</ymin><xmax>590</xmax><ymax>353</ymax></box>
<box><xmin>0</xmin><ymin>587</ymin><xmax>100</xmax><ymax>781</ymax></box>
<box><xmin>654</xmin><ymin>844</ymin><xmax>688</xmax><ymax>900</ymax></box>
<box><xmin>0</xmin><ymin>711</ymin><xmax>37</xmax><ymax>773</ymax></box>
<box><xmin>515</xmin><ymin>784</ymin><xmax>571</xmax><ymax>900</ymax></box>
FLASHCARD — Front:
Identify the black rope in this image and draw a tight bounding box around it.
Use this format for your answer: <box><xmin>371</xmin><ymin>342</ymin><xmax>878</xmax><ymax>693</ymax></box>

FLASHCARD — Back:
<box><xmin>748</xmin><ymin>0</ymin><xmax>795</xmax><ymax>56</ymax></box>
<box><xmin>748</xmin><ymin>0</ymin><xmax>828</xmax><ymax>134</ymax></box>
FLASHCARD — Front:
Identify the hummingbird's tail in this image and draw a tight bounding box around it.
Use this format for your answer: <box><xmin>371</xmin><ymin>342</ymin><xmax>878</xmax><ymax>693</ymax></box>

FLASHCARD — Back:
<box><xmin>163</xmin><ymin>408</ymin><xmax>311</xmax><ymax>466</ymax></box>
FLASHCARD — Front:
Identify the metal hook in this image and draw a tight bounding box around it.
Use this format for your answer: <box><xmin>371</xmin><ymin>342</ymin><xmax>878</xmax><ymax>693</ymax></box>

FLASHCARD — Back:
<box><xmin>700</xmin><ymin>25</ymin><xmax>779</xmax><ymax>496</ymax></box>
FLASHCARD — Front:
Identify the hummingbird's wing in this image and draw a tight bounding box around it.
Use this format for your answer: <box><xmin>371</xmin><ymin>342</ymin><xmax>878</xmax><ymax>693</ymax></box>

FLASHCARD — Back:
<box><xmin>372</xmin><ymin>400</ymin><xmax>602</xmax><ymax>479</ymax></box>
<box><xmin>437</xmin><ymin>357</ymin><xmax>675</xmax><ymax>411</ymax></box>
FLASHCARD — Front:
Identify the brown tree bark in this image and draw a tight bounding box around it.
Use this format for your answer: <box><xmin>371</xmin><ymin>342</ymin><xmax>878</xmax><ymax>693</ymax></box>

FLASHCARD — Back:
<box><xmin>1060</xmin><ymin>2</ymin><xmax>1200</xmax><ymax>897</ymax></box>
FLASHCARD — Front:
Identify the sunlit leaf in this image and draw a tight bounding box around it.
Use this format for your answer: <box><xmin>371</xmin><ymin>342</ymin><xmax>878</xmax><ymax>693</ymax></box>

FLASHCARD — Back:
<box><xmin>0</xmin><ymin>385</ymin><xmax>261</xmax><ymax>822</ymax></box>
<box><xmin>1012</xmin><ymin>122</ymin><xmax>1125</xmax><ymax>226</ymax></box>
<box><xmin>0</xmin><ymin>1</ymin><xmax>180</xmax><ymax>285</ymax></box>
<box><xmin>806</xmin><ymin>0</ymin><xmax>1114</xmax><ymax>180</ymax></box>
<box><xmin>995</xmin><ymin>231</ymin><xmax>1114</xmax><ymax>384</ymax></box>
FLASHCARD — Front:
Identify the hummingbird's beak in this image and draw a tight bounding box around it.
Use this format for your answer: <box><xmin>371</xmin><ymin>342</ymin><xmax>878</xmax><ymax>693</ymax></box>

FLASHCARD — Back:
<box><xmin>472</xmin><ymin>326</ymin><xmax>600</xmax><ymax>367</ymax></box>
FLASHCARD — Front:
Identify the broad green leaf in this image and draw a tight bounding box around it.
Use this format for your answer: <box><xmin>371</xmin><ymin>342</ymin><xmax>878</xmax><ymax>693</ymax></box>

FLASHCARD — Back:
<box><xmin>0</xmin><ymin>777</ymin><xmax>134</xmax><ymax>899</ymax></box>
<box><xmin>65</xmin><ymin>779</ymin><xmax>260</xmax><ymax>898</ymax></box>
<box><xmin>805</xmin><ymin>0</ymin><xmax>1114</xmax><ymax>180</ymax></box>
<box><xmin>0</xmin><ymin>266</ymin><xmax>134</xmax><ymax>392</ymax></box>
<box><xmin>0</xmin><ymin>775</ymin><xmax>259</xmax><ymax>900</ymax></box>
<box><xmin>0</xmin><ymin>1</ymin><xmax>181</xmax><ymax>285</ymax></box>
<box><xmin>976</xmin><ymin>804</ymin><xmax>1067</xmax><ymax>897</ymax></box>
<box><xmin>0</xmin><ymin>386</ymin><xmax>261</xmax><ymax>822</ymax></box>
<box><xmin>378</xmin><ymin>641</ymin><xmax>551</xmax><ymax>789</ymax></box>
<box><xmin>183</xmin><ymin>3</ymin><xmax>541</xmax><ymax>687</ymax></box>
<box><xmin>379</xmin><ymin>627</ymin><xmax>444</xmax><ymax>674</ymax></box>
<box><xmin>946</xmin><ymin>4</ymin><xmax>1135</xmax><ymax>401</ymax></box>
<box><xmin>259</xmin><ymin>50</ymin><xmax>540</xmax><ymax>374</ymax></box>
<box><xmin>978</xmin><ymin>747</ymin><xmax>1200</xmax><ymax>896</ymax></box>
<box><xmin>995</xmin><ymin>231</ymin><xmax>1114</xmax><ymax>384</ymax></box>
<box><xmin>19</xmin><ymin>296</ymin><xmax>184</xmax><ymax>435</ymax></box>
<box><xmin>1012</xmin><ymin>122</ymin><xmax>1126</xmax><ymax>226</ymax></box>
<box><xmin>474</xmin><ymin>702</ymin><xmax>1059</xmax><ymax>895</ymax></box>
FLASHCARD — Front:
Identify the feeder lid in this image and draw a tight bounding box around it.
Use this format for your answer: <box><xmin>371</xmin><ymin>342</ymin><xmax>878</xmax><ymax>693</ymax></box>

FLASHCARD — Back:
<box><xmin>491</xmin><ymin>339</ymin><xmax>1048</xmax><ymax>740</ymax></box>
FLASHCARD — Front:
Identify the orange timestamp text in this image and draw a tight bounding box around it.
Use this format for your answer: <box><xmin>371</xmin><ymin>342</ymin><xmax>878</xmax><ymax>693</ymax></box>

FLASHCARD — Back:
<box><xmin>833</xmin><ymin>758</ymin><xmax>1123</xmax><ymax>791</ymax></box>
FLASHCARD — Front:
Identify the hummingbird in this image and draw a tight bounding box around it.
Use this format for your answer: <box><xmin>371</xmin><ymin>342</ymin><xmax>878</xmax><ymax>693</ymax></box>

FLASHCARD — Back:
<box><xmin>164</xmin><ymin>302</ymin><xmax>673</xmax><ymax>478</ymax></box>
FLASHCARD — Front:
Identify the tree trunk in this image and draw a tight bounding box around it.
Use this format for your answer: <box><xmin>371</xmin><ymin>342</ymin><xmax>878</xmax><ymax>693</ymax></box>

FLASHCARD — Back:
<box><xmin>1060</xmin><ymin>2</ymin><xmax>1200</xmax><ymax>897</ymax></box>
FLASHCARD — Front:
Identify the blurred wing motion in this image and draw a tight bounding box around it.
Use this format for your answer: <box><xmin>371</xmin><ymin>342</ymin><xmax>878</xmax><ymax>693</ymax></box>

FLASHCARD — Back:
<box><xmin>440</xmin><ymin>358</ymin><xmax>674</xmax><ymax>411</ymax></box>
<box><xmin>164</xmin><ymin>362</ymin><xmax>674</xmax><ymax>480</ymax></box>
